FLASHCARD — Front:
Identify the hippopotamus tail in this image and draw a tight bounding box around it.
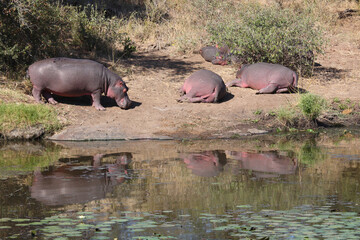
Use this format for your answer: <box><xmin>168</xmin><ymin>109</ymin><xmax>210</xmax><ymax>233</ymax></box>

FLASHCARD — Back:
<box><xmin>26</xmin><ymin>69</ymin><xmax>30</xmax><ymax>79</ymax></box>
<box><xmin>288</xmin><ymin>71</ymin><xmax>299</xmax><ymax>93</ymax></box>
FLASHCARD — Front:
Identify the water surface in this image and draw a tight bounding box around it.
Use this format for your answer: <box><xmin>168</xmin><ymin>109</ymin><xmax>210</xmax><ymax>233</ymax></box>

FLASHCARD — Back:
<box><xmin>1</xmin><ymin>131</ymin><xmax>360</xmax><ymax>239</ymax></box>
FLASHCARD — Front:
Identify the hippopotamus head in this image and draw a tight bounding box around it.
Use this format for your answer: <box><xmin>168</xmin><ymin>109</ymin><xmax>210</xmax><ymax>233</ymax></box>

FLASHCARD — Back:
<box><xmin>107</xmin><ymin>80</ymin><xmax>132</xmax><ymax>109</ymax></box>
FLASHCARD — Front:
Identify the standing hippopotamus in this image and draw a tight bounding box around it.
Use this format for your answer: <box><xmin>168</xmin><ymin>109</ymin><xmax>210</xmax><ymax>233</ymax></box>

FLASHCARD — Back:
<box><xmin>200</xmin><ymin>45</ymin><xmax>230</xmax><ymax>65</ymax></box>
<box><xmin>31</xmin><ymin>152</ymin><xmax>132</xmax><ymax>206</ymax></box>
<box><xmin>27</xmin><ymin>57</ymin><xmax>131</xmax><ymax>110</ymax></box>
<box><xmin>178</xmin><ymin>69</ymin><xmax>227</xmax><ymax>103</ymax></box>
<box><xmin>226</xmin><ymin>62</ymin><xmax>298</xmax><ymax>94</ymax></box>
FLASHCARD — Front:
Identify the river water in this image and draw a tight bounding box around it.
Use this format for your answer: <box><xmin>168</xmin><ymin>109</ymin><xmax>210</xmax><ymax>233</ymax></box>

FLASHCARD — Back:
<box><xmin>1</xmin><ymin>130</ymin><xmax>360</xmax><ymax>239</ymax></box>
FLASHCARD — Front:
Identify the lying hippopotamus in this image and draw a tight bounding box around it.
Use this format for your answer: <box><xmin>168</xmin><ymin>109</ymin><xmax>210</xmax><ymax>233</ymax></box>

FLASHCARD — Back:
<box><xmin>182</xmin><ymin>150</ymin><xmax>227</xmax><ymax>177</ymax></box>
<box><xmin>226</xmin><ymin>151</ymin><xmax>298</xmax><ymax>178</ymax></box>
<box><xmin>178</xmin><ymin>69</ymin><xmax>227</xmax><ymax>103</ymax></box>
<box><xmin>226</xmin><ymin>62</ymin><xmax>298</xmax><ymax>94</ymax></box>
<box><xmin>27</xmin><ymin>57</ymin><xmax>131</xmax><ymax>110</ymax></box>
<box><xmin>200</xmin><ymin>45</ymin><xmax>230</xmax><ymax>65</ymax></box>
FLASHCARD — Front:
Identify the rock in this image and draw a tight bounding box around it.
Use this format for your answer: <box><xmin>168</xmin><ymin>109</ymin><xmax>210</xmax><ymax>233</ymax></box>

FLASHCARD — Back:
<box><xmin>247</xmin><ymin>128</ymin><xmax>268</xmax><ymax>135</ymax></box>
<box><xmin>2</xmin><ymin>125</ymin><xmax>45</xmax><ymax>140</ymax></box>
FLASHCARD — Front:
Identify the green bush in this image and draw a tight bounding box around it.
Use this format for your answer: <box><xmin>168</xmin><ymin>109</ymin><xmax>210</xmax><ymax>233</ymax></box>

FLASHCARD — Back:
<box><xmin>207</xmin><ymin>3</ymin><xmax>325</xmax><ymax>76</ymax></box>
<box><xmin>0</xmin><ymin>0</ymin><xmax>67</xmax><ymax>74</ymax></box>
<box><xmin>298</xmin><ymin>93</ymin><xmax>327</xmax><ymax>121</ymax></box>
<box><xmin>0</xmin><ymin>0</ymin><xmax>135</xmax><ymax>76</ymax></box>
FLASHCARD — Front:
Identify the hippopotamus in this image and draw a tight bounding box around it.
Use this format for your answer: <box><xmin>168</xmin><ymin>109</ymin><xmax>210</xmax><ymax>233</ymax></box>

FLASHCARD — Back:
<box><xmin>226</xmin><ymin>62</ymin><xmax>298</xmax><ymax>94</ymax></box>
<box><xmin>178</xmin><ymin>69</ymin><xmax>227</xmax><ymax>103</ymax></box>
<box><xmin>30</xmin><ymin>152</ymin><xmax>132</xmax><ymax>206</ymax></box>
<box><xmin>27</xmin><ymin>57</ymin><xmax>131</xmax><ymax>110</ymax></box>
<box><xmin>200</xmin><ymin>45</ymin><xmax>230</xmax><ymax>65</ymax></box>
<box><xmin>182</xmin><ymin>150</ymin><xmax>227</xmax><ymax>177</ymax></box>
<box><xmin>226</xmin><ymin>151</ymin><xmax>298</xmax><ymax>178</ymax></box>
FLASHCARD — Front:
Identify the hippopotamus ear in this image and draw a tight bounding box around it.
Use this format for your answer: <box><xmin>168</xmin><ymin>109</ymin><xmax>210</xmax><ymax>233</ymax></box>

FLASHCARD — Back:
<box><xmin>115</xmin><ymin>80</ymin><xmax>123</xmax><ymax>87</ymax></box>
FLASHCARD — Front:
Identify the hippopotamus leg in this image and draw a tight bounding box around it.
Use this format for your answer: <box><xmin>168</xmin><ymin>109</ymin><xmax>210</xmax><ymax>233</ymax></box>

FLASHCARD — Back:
<box><xmin>31</xmin><ymin>86</ymin><xmax>43</xmax><ymax>103</ymax></box>
<box><xmin>257</xmin><ymin>85</ymin><xmax>297</xmax><ymax>94</ymax></box>
<box><xmin>256</xmin><ymin>83</ymin><xmax>279</xmax><ymax>94</ymax></box>
<box><xmin>32</xmin><ymin>86</ymin><xmax>58</xmax><ymax>104</ymax></box>
<box><xmin>178</xmin><ymin>91</ymin><xmax>211</xmax><ymax>103</ymax></box>
<box><xmin>225</xmin><ymin>79</ymin><xmax>248</xmax><ymax>88</ymax></box>
<box><xmin>91</xmin><ymin>89</ymin><xmax>105</xmax><ymax>111</ymax></box>
<box><xmin>42</xmin><ymin>90</ymin><xmax>58</xmax><ymax>104</ymax></box>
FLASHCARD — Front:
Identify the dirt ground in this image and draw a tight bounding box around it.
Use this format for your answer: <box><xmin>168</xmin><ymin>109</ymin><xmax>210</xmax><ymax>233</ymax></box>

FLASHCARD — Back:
<box><xmin>45</xmin><ymin>15</ymin><xmax>360</xmax><ymax>141</ymax></box>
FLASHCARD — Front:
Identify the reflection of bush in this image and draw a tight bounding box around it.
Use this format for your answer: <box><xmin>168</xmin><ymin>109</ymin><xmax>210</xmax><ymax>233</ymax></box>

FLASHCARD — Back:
<box><xmin>298</xmin><ymin>139</ymin><xmax>327</xmax><ymax>165</ymax></box>
<box><xmin>0</xmin><ymin>143</ymin><xmax>61</xmax><ymax>177</ymax></box>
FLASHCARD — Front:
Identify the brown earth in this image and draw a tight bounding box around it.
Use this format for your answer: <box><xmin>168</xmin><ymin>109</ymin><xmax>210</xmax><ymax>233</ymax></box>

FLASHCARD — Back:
<box><xmin>9</xmin><ymin>14</ymin><xmax>360</xmax><ymax>141</ymax></box>
<box><xmin>49</xmin><ymin>14</ymin><xmax>360</xmax><ymax>140</ymax></box>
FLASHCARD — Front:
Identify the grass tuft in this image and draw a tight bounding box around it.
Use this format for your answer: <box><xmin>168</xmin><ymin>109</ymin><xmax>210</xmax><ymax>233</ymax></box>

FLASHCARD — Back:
<box><xmin>298</xmin><ymin>93</ymin><xmax>327</xmax><ymax>121</ymax></box>
<box><xmin>0</xmin><ymin>103</ymin><xmax>62</xmax><ymax>134</ymax></box>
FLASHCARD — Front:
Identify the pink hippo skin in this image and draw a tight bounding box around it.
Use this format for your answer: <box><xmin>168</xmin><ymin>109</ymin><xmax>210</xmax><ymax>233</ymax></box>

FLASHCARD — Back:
<box><xmin>182</xmin><ymin>150</ymin><xmax>227</xmax><ymax>177</ymax></box>
<box><xmin>27</xmin><ymin>58</ymin><xmax>131</xmax><ymax>110</ymax></box>
<box><xmin>178</xmin><ymin>69</ymin><xmax>227</xmax><ymax>103</ymax></box>
<box><xmin>227</xmin><ymin>151</ymin><xmax>298</xmax><ymax>178</ymax></box>
<box><xmin>226</xmin><ymin>62</ymin><xmax>298</xmax><ymax>94</ymax></box>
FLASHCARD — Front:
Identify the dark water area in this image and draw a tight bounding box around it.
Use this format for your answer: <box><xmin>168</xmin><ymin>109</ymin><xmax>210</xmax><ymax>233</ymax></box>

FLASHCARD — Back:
<box><xmin>1</xmin><ymin>131</ymin><xmax>360</xmax><ymax>239</ymax></box>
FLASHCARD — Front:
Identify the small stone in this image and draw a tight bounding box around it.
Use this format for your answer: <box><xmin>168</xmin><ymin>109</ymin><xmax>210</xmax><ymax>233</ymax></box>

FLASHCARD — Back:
<box><xmin>247</xmin><ymin>128</ymin><xmax>268</xmax><ymax>134</ymax></box>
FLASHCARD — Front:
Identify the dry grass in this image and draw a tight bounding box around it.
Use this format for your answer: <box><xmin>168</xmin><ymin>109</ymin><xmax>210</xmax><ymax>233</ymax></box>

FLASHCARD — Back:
<box><xmin>119</xmin><ymin>0</ymin><xmax>359</xmax><ymax>55</ymax></box>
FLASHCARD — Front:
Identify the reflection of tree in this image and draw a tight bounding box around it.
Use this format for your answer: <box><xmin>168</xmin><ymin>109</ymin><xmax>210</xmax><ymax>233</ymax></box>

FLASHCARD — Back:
<box><xmin>298</xmin><ymin>139</ymin><xmax>327</xmax><ymax>165</ymax></box>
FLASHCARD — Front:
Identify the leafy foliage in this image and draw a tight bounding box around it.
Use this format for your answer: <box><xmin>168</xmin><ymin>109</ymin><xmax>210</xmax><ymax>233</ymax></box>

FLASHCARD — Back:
<box><xmin>298</xmin><ymin>93</ymin><xmax>327</xmax><ymax>121</ymax></box>
<box><xmin>207</xmin><ymin>4</ymin><xmax>325</xmax><ymax>76</ymax></box>
<box><xmin>0</xmin><ymin>0</ymin><xmax>136</xmax><ymax>75</ymax></box>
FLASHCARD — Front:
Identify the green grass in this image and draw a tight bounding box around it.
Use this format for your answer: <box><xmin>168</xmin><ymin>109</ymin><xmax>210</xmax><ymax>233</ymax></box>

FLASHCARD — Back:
<box><xmin>0</xmin><ymin>103</ymin><xmax>61</xmax><ymax>134</ymax></box>
<box><xmin>298</xmin><ymin>93</ymin><xmax>327</xmax><ymax>121</ymax></box>
<box><xmin>276</xmin><ymin>106</ymin><xmax>298</xmax><ymax>126</ymax></box>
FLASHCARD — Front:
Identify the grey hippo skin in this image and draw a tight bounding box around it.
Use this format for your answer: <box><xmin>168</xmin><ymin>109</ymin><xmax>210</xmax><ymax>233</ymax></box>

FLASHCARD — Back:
<box><xmin>178</xmin><ymin>69</ymin><xmax>227</xmax><ymax>103</ymax></box>
<box><xmin>200</xmin><ymin>45</ymin><xmax>230</xmax><ymax>65</ymax></box>
<box><xmin>27</xmin><ymin>57</ymin><xmax>131</xmax><ymax>110</ymax></box>
<box><xmin>30</xmin><ymin>153</ymin><xmax>132</xmax><ymax>206</ymax></box>
<box><xmin>226</xmin><ymin>62</ymin><xmax>298</xmax><ymax>94</ymax></box>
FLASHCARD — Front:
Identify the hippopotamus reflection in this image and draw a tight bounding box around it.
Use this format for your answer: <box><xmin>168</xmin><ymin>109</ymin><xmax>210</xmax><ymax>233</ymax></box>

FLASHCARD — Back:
<box><xmin>182</xmin><ymin>150</ymin><xmax>227</xmax><ymax>177</ymax></box>
<box><xmin>227</xmin><ymin>151</ymin><xmax>297</xmax><ymax>178</ymax></box>
<box><xmin>30</xmin><ymin>152</ymin><xmax>132</xmax><ymax>206</ymax></box>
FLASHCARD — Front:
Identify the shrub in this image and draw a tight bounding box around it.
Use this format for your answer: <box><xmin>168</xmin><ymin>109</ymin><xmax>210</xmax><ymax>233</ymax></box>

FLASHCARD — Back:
<box><xmin>298</xmin><ymin>93</ymin><xmax>327</xmax><ymax>121</ymax></box>
<box><xmin>207</xmin><ymin>3</ymin><xmax>325</xmax><ymax>76</ymax></box>
<box><xmin>0</xmin><ymin>0</ymin><xmax>67</xmax><ymax>74</ymax></box>
<box><xmin>0</xmin><ymin>1</ymin><xmax>136</xmax><ymax>76</ymax></box>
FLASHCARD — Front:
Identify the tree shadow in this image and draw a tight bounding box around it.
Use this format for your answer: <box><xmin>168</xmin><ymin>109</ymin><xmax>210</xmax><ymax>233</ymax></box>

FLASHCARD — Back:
<box><xmin>60</xmin><ymin>0</ymin><xmax>150</xmax><ymax>19</ymax></box>
<box><xmin>313</xmin><ymin>66</ymin><xmax>348</xmax><ymax>83</ymax></box>
<box><xmin>118</xmin><ymin>54</ymin><xmax>203</xmax><ymax>82</ymax></box>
